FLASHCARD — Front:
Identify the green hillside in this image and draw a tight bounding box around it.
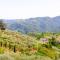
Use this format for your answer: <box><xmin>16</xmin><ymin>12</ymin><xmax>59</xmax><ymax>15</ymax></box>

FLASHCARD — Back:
<box><xmin>0</xmin><ymin>30</ymin><xmax>60</xmax><ymax>60</ymax></box>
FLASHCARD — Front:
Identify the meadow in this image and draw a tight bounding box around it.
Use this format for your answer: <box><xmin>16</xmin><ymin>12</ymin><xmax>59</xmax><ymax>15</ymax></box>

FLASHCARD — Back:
<box><xmin>0</xmin><ymin>30</ymin><xmax>60</xmax><ymax>60</ymax></box>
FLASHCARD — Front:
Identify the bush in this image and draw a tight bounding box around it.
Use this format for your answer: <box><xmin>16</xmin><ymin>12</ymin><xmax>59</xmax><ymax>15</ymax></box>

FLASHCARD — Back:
<box><xmin>0</xmin><ymin>54</ymin><xmax>14</xmax><ymax>60</ymax></box>
<box><xmin>0</xmin><ymin>47</ymin><xmax>4</xmax><ymax>54</ymax></box>
<box><xmin>9</xmin><ymin>52</ymin><xmax>52</xmax><ymax>60</ymax></box>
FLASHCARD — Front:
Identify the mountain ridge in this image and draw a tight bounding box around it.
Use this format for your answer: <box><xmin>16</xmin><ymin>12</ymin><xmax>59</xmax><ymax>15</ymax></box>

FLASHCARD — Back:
<box><xmin>3</xmin><ymin>16</ymin><xmax>60</xmax><ymax>33</ymax></box>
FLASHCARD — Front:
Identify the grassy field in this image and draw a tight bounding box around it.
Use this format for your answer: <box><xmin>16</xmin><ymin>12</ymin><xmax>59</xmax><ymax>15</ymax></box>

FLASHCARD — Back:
<box><xmin>0</xmin><ymin>30</ymin><xmax>60</xmax><ymax>60</ymax></box>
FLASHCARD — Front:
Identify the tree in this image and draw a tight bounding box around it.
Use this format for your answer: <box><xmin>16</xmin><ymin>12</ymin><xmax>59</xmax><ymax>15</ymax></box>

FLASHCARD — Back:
<box><xmin>0</xmin><ymin>20</ymin><xmax>6</xmax><ymax>30</ymax></box>
<box><xmin>13</xmin><ymin>45</ymin><xmax>16</xmax><ymax>52</ymax></box>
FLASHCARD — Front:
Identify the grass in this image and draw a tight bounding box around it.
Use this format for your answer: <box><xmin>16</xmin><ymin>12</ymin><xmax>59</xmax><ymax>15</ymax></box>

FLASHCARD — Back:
<box><xmin>0</xmin><ymin>30</ymin><xmax>60</xmax><ymax>60</ymax></box>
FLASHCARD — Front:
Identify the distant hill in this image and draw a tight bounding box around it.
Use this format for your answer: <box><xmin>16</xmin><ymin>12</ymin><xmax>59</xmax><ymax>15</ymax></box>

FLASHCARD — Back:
<box><xmin>3</xmin><ymin>16</ymin><xmax>60</xmax><ymax>33</ymax></box>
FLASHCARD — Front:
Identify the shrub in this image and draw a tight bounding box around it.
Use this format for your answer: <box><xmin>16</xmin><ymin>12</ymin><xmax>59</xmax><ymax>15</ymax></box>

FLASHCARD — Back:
<box><xmin>0</xmin><ymin>47</ymin><xmax>4</xmax><ymax>54</ymax></box>
<box><xmin>0</xmin><ymin>54</ymin><xmax>14</xmax><ymax>60</ymax></box>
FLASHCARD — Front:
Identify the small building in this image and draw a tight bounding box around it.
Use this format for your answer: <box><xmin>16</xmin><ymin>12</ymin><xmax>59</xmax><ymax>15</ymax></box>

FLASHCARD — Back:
<box><xmin>39</xmin><ymin>38</ymin><xmax>49</xmax><ymax>44</ymax></box>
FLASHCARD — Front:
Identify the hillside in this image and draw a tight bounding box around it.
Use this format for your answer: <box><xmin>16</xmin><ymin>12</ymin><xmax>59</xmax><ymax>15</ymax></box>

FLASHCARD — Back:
<box><xmin>0</xmin><ymin>29</ymin><xmax>36</xmax><ymax>52</ymax></box>
<box><xmin>0</xmin><ymin>30</ymin><xmax>60</xmax><ymax>60</ymax></box>
<box><xmin>3</xmin><ymin>16</ymin><xmax>60</xmax><ymax>33</ymax></box>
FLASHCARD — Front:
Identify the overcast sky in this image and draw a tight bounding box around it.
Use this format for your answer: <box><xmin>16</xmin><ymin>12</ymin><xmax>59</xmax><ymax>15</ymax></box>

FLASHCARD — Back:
<box><xmin>0</xmin><ymin>0</ymin><xmax>60</xmax><ymax>19</ymax></box>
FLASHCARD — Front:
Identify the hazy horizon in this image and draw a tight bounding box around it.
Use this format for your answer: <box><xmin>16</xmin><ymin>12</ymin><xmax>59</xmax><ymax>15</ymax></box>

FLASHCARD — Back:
<box><xmin>0</xmin><ymin>0</ymin><xmax>60</xmax><ymax>19</ymax></box>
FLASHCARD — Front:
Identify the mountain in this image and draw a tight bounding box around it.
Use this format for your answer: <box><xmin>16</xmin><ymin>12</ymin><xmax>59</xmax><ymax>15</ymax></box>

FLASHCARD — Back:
<box><xmin>3</xmin><ymin>16</ymin><xmax>60</xmax><ymax>33</ymax></box>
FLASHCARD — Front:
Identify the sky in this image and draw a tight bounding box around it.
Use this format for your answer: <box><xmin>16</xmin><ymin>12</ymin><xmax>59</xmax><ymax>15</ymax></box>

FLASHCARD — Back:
<box><xmin>0</xmin><ymin>0</ymin><xmax>60</xmax><ymax>19</ymax></box>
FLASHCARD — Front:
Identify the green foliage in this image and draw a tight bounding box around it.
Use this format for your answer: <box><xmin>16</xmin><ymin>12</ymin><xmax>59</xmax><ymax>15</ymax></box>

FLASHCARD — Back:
<box><xmin>0</xmin><ymin>20</ymin><xmax>6</xmax><ymax>30</ymax></box>
<box><xmin>56</xmin><ymin>44</ymin><xmax>60</xmax><ymax>49</ymax></box>
<box><xmin>9</xmin><ymin>53</ymin><xmax>52</xmax><ymax>60</ymax></box>
<box><xmin>0</xmin><ymin>47</ymin><xmax>4</xmax><ymax>54</ymax></box>
<box><xmin>28</xmin><ymin>32</ymin><xmax>44</xmax><ymax>40</ymax></box>
<box><xmin>0</xmin><ymin>30</ymin><xmax>60</xmax><ymax>60</ymax></box>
